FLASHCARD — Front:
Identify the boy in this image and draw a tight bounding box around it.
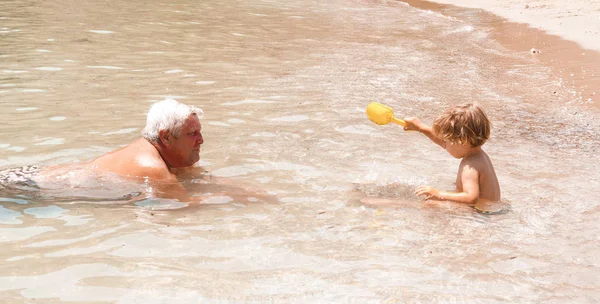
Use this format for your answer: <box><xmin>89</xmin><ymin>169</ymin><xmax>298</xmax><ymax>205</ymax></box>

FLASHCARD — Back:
<box><xmin>404</xmin><ymin>103</ymin><xmax>501</xmax><ymax>206</ymax></box>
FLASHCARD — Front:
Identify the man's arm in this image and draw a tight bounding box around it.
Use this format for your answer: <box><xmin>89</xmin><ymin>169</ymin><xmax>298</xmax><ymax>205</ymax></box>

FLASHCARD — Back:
<box><xmin>139</xmin><ymin>165</ymin><xmax>192</xmax><ymax>202</ymax></box>
<box><xmin>153</xmin><ymin>167</ymin><xmax>277</xmax><ymax>205</ymax></box>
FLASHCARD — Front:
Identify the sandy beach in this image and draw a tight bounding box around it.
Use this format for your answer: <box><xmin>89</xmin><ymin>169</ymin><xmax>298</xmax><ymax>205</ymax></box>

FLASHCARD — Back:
<box><xmin>417</xmin><ymin>0</ymin><xmax>600</xmax><ymax>52</ymax></box>
<box><xmin>406</xmin><ymin>0</ymin><xmax>600</xmax><ymax>109</ymax></box>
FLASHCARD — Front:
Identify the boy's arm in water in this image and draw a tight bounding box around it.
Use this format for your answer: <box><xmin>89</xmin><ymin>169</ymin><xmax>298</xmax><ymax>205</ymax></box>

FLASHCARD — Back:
<box><xmin>403</xmin><ymin>117</ymin><xmax>444</xmax><ymax>148</ymax></box>
<box><xmin>415</xmin><ymin>161</ymin><xmax>480</xmax><ymax>205</ymax></box>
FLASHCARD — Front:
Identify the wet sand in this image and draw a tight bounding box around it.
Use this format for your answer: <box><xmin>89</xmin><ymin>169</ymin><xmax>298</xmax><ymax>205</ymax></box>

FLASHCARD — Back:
<box><xmin>412</xmin><ymin>0</ymin><xmax>600</xmax><ymax>51</ymax></box>
<box><xmin>404</xmin><ymin>0</ymin><xmax>600</xmax><ymax>111</ymax></box>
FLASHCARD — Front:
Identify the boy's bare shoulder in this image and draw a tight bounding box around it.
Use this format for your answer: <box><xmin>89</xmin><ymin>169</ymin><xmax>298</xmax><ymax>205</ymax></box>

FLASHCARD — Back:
<box><xmin>463</xmin><ymin>149</ymin><xmax>489</xmax><ymax>163</ymax></box>
<box><xmin>459</xmin><ymin>149</ymin><xmax>495</xmax><ymax>173</ymax></box>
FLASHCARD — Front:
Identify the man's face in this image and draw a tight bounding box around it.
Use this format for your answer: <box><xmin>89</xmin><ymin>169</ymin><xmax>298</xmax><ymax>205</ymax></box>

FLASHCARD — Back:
<box><xmin>169</xmin><ymin>114</ymin><xmax>204</xmax><ymax>167</ymax></box>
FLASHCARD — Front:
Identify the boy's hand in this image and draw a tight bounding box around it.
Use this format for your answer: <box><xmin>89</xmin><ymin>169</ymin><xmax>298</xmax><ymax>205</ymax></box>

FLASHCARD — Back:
<box><xmin>415</xmin><ymin>185</ymin><xmax>441</xmax><ymax>201</ymax></box>
<box><xmin>403</xmin><ymin>117</ymin><xmax>423</xmax><ymax>132</ymax></box>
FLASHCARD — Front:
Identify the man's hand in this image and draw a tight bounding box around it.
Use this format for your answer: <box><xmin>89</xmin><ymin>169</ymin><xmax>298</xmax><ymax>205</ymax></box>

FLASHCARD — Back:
<box><xmin>415</xmin><ymin>185</ymin><xmax>441</xmax><ymax>201</ymax></box>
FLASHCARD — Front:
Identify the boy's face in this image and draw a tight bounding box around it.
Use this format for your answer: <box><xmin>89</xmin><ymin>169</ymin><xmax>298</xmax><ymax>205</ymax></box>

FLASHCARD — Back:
<box><xmin>442</xmin><ymin>140</ymin><xmax>471</xmax><ymax>159</ymax></box>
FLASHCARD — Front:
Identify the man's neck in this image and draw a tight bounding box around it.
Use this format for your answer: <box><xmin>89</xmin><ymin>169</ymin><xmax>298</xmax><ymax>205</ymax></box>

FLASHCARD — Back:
<box><xmin>145</xmin><ymin>138</ymin><xmax>173</xmax><ymax>170</ymax></box>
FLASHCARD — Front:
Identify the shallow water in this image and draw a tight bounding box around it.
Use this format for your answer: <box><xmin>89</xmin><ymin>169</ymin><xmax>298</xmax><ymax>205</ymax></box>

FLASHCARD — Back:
<box><xmin>1</xmin><ymin>0</ymin><xmax>599</xmax><ymax>302</ymax></box>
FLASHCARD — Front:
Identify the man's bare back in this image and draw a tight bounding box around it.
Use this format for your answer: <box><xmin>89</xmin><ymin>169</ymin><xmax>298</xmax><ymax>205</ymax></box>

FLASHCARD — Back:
<box><xmin>91</xmin><ymin>138</ymin><xmax>175</xmax><ymax>181</ymax></box>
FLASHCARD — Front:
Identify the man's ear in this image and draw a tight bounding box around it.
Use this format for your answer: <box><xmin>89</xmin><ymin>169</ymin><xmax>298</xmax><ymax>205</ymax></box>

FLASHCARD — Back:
<box><xmin>158</xmin><ymin>130</ymin><xmax>171</xmax><ymax>146</ymax></box>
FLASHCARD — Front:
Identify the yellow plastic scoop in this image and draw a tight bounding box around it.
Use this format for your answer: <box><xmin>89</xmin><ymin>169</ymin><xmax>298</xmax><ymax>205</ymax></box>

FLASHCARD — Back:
<box><xmin>366</xmin><ymin>102</ymin><xmax>406</xmax><ymax>127</ymax></box>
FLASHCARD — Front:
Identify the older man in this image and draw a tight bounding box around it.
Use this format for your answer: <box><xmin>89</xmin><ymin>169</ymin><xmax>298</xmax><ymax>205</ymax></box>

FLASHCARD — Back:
<box><xmin>0</xmin><ymin>99</ymin><xmax>206</xmax><ymax>201</ymax></box>
<box><xmin>91</xmin><ymin>99</ymin><xmax>204</xmax><ymax>182</ymax></box>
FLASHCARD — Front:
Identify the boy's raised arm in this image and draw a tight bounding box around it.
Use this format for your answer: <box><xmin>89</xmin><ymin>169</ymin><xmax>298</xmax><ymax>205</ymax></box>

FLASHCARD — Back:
<box><xmin>403</xmin><ymin>117</ymin><xmax>445</xmax><ymax>148</ymax></box>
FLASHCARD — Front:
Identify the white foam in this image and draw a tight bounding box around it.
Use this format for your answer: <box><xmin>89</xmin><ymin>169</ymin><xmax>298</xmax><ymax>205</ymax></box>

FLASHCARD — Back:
<box><xmin>195</xmin><ymin>81</ymin><xmax>216</xmax><ymax>85</ymax></box>
<box><xmin>148</xmin><ymin>95</ymin><xmax>186</xmax><ymax>99</ymax></box>
<box><xmin>208</xmin><ymin>121</ymin><xmax>231</xmax><ymax>127</ymax></box>
<box><xmin>165</xmin><ymin>69</ymin><xmax>183</xmax><ymax>74</ymax></box>
<box><xmin>446</xmin><ymin>25</ymin><xmax>474</xmax><ymax>35</ymax></box>
<box><xmin>88</xmin><ymin>30</ymin><xmax>114</xmax><ymax>34</ymax></box>
<box><xmin>35</xmin><ymin>138</ymin><xmax>65</xmax><ymax>145</ymax></box>
<box><xmin>102</xmin><ymin>128</ymin><xmax>138</xmax><ymax>135</ymax></box>
<box><xmin>270</xmin><ymin>115</ymin><xmax>309</xmax><ymax>122</ymax></box>
<box><xmin>50</xmin><ymin>116</ymin><xmax>66</xmax><ymax>121</ymax></box>
<box><xmin>256</xmin><ymin>177</ymin><xmax>272</xmax><ymax>183</ymax></box>
<box><xmin>0</xmin><ymin>144</ymin><xmax>9</xmax><ymax>148</ymax></box>
<box><xmin>35</xmin><ymin>67</ymin><xmax>62</xmax><ymax>71</ymax></box>
<box><xmin>86</xmin><ymin>66</ymin><xmax>123</xmax><ymax>70</ymax></box>
<box><xmin>3</xmin><ymin>70</ymin><xmax>27</xmax><ymax>74</ymax></box>
<box><xmin>5</xmin><ymin>256</ymin><xmax>31</xmax><ymax>261</ymax></box>
<box><xmin>222</xmin><ymin>99</ymin><xmax>276</xmax><ymax>106</ymax></box>
<box><xmin>231</xmin><ymin>33</ymin><xmax>245</xmax><ymax>36</ymax></box>
<box><xmin>6</xmin><ymin>146</ymin><xmax>25</xmax><ymax>152</ymax></box>
<box><xmin>201</xmin><ymin>196</ymin><xmax>233</xmax><ymax>205</ymax></box>
<box><xmin>16</xmin><ymin>107</ymin><xmax>37</xmax><ymax>111</ymax></box>
<box><xmin>416</xmin><ymin>96</ymin><xmax>436</xmax><ymax>102</ymax></box>
<box><xmin>21</xmin><ymin>89</ymin><xmax>46</xmax><ymax>93</ymax></box>
<box><xmin>36</xmin><ymin>49</ymin><xmax>51</xmax><ymax>53</ymax></box>
<box><xmin>227</xmin><ymin>118</ymin><xmax>245</xmax><ymax>124</ymax></box>
<box><xmin>251</xmin><ymin>132</ymin><xmax>277</xmax><ymax>137</ymax></box>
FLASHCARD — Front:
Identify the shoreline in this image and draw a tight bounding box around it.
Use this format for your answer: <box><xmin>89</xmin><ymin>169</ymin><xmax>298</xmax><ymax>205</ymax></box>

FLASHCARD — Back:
<box><xmin>401</xmin><ymin>0</ymin><xmax>600</xmax><ymax>111</ymax></box>
<box><xmin>409</xmin><ymin>0</ymin><xmax>600</xmax><ymax>52</ymax></box>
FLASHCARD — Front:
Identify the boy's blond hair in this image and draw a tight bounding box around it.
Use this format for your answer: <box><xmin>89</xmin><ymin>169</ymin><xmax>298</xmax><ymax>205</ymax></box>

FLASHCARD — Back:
<box><xmin>433</xmin><ymin>103</ymin><xmax>491</xmax><ymax>147</ymax></box>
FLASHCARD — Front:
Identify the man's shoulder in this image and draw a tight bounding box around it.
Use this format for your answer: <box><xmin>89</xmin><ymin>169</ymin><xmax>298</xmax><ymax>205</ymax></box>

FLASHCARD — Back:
<box><xmin>132</xmin><ymin>154</ymin><xmax>174</xmax><ymax>180</ymax></box>
<box><xmin>94</xmin><ymin>138</ymin><xmax>174</xmax><ymax>181</ymax></box>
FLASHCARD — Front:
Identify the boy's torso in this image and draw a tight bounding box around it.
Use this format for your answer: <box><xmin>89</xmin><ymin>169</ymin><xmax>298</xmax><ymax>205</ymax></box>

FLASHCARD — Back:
<box><xmin>456</xmin><ymin>150</ymin><xmax>501</xmax><ymax>202</ymax></box>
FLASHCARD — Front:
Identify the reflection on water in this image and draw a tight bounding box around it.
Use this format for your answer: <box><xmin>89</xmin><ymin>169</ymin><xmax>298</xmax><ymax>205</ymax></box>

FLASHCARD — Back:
<box><xmin>1</xmin><ymin>0</ymin><xmax>599</xmax><ymax>301</ymax></box>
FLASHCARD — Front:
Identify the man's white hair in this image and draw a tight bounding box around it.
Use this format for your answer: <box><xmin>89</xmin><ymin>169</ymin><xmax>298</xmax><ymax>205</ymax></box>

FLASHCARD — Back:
<box><xmin>142</xmin><ymin>99</ymin><xmax>203</xmax><ymax>142</ymax></box>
